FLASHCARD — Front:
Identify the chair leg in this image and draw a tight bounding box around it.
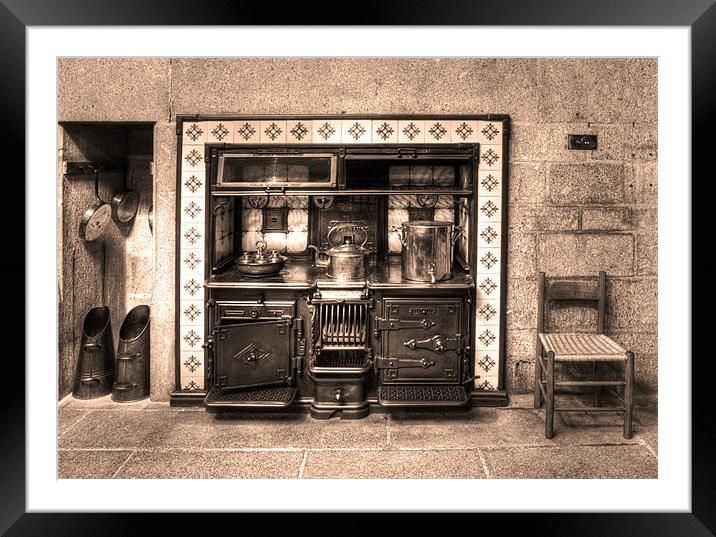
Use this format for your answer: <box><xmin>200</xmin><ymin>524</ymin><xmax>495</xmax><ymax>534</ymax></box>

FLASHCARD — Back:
<box><xmin>624</xmin><ymin>351</ymin><xmax>635</xmax><ymax>439</ymax></box>
<box><xmin>592</xmin><ymin>360</ymin><xmax>600</xmax><ymax>407</ymax></box>
<box><xmin>545</xmin><ymin>351</ymin><xmax>555</xmax><ymax>439</ymax></box>
<box><xmin>534</xmin><ymin>349</ymin><xmax>544</xmax><ymax>409</ymax></box>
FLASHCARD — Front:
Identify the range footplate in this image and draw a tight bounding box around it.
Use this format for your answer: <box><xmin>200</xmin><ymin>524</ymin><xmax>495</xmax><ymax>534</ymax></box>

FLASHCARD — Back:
<box><xmin>204</xmin><ymin>385</ymin><xmax>297</xmax><ymax>408</ymax></box>
<box><xmin>378</xmin><ymin>385</ymin><xmax>469</xmax><ymax>407</ymax></box>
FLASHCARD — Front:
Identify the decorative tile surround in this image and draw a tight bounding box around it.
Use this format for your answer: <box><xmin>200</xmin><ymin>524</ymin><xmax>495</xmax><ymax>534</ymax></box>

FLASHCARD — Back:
<box><xmin>177</xmin><ymin>117</ymin><xmax>507</xmax><ymax>394</ymax></box>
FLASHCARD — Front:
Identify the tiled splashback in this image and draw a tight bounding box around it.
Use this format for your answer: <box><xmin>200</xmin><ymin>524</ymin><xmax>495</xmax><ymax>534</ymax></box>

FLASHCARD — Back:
<box><xmin>177</xmin><ymin>116</ymin><xmax>507</xmax><ymax>395</ymax></box>
<box><xmin>241</xmin><ymin>196</ymin><xmax>309</xmax><ymax>254</ymax></box>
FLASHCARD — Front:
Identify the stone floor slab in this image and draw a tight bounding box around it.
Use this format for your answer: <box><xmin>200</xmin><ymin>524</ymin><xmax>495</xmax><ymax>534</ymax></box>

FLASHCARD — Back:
<box><xmin>59</xmin><ymin>410</ymin><xmax>184</xmax><ymax>449</ymax></box>
<box><xmin>142</xmin><ymin>410</ymin><xmax>389</xmax><ymax>450</ymax></box>
<box><xmin>388</xmin><ymin>407</ymin><xmax>646</xmax><ymax>449</ymax></box>
<box><xmin>59</xmin><ymin>450</ymin><xmax>133</xmax><ymax>479</ymax></box>
<box><xmin>58</xmin><ymin>408</ymin><xmax>90</xmax><ymax>437</ymax></box>
<box><xmin>114</xmin><ymin>450</ymin><xmax>304</xmax><ymax>479</ymax></box>
<box><xmin>301</xmin><ymin>449</ymin><xmax>487</xmax><ymax>479</ymax></box>
<box><xmin>481</xmin><ymin>444</ymin><xmax>658</xmax><ymax>479</ymax></box>
<box><xmin>638</xmin><ymin>431</ymin><xmax>658</xmax><ymax>456</ymax></box>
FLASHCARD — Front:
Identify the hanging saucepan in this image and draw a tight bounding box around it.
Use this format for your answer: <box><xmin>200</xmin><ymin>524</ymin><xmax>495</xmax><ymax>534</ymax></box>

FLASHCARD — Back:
<box><xmin>79</xmin><ymin>172</ymin><xmax>113</xmax><ymax>242</ymax></box>
<box><xmin>110</xmin><ymin>169</ymin><xmax>140</xmax><ymax>224</ymax></box>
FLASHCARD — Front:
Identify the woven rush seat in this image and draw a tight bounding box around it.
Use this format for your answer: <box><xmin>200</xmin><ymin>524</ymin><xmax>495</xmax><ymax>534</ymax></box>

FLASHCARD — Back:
<box><xmin>538</xmin><ymin>333</ymin><xmax>627</xmax><ymax>362</ymax></box>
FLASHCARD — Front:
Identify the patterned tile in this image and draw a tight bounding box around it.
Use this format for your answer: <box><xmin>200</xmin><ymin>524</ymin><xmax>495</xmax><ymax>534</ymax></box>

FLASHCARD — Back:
<box><xmin>477</xmin><ymin>170</ymin><xmax>502</xmax><ymax>197</ymax></box>
<box><xmin>286</xmin><ymin>231</ymin><xmax>308</xmax><ymax>253</ymax></box>
<box><xmin>436</xmin><ymin>195</ymin><xmax>454</xmax><ymax>209</ymax></box>
<box><xmin>287</xmin><ymin>120</ymin><xmax>313</xmax><ymax>143</ymax></box>
<box><xmin>241</xmin><ymin>209</ymin><xmax>262</xmax><ymax>232</ymax></box>
<box><xmin>388</xmin><ymin>209</ymin><xmax>409</xmax><ymax>230</ymax></box>
<box><xmin>475</xmin><ymin>325</ymin><xmax>499</xmax><ymax>352</ymax></box>
<box><xmin>180</xmin><ymin>222</ymin><xmax>205</xmax><ymax>250</ymax></box>
<box><xmin>450</xmin><ymin>120</ymin><xmax>478</xmax><ymax>143</ymax></box>
<box><xmin>475</xmin><ymin>375</ymin><xmax>499</xmax><ymax>391</ymax></box>
<box><xmin>433</xmin><ymin>208</ymin><xmax>454</xmax><ymax>222</ymax></box>
<box><xmin>181</xmin><ymin>171</ymin><xmax>206</xmax><ymax>199</ymax></box>
<box><xmin>476</xmin><ymin>274</ymin><xmax>501</xmax><ymax>300</ymax></box>
<box><xmin>179</xmin><ymin>325</ymin><xmax>204</xmax><ymax>352</ymax></box>
<box><xmin>285</xmin><ymin>195</ymin><xmax>309</xmax><ymax>209</ymax></box>
<box><xmin>180</xmin><ymin>274</ymin><xmax>204</xmax><ymax>301</ymax></box>
<box><xmin>205</xmin><ymin>121</ymin><xmax>234</xmax><ymax>144</ymax></box>
<box><xmin>259</xmin><ymin>120</ymin><xmax>287</xmax><ymax>143</ymax></box>
<box><xmin>388</xmin><ymin>194</ymin><xmax>414</xmax><ymax>209</ymax></box>
<box><xmin>313</xmin><ymin>120</ymin><xmax>341</xmax><ymax>143</ymax></box>
<box><xmin>181</xmin><ymin>375</ymin><xmax>205</xmax><ymax>392</ymax></box>
<box><xmin>180</xmin><ymin>248</ymin><xmax>204</xmax><ymax>278</ymax></box>
<box><xmin>477</xmin><ymin>248</ymin><xmax>501</xmax><ymax>275</ymax></box>
<box><xmin>479</xmin><ymin>145</ymin><xmax>503</xmax><ymax>171</ymax></box>
<box><xmin>181</xmin><ymin>146</ymin><xmax>205</xmax><ymax>171</ymax></box>
<box><xmin>477</xmin><ymin>222</ymin><xmax>500</xmax><ymax>248</ymax></box>
<box><xmin>182</xmin><ymin>122</ymin><xmax>206</xmax><ymax>145</ymax></box>
<box><xmin>476</xmin><ymin>299</ymin><xmax>500</xmax><ymax>324</ymax></box>
<box><xmin>372</xmin><ymin>120</ymin><xmax>398</xmax><ymax>143</ymax></box>
<box><xmin>477</xmin><ymin>120</ymin><xmax>503</xmax><ymax>145</ymax></box>
<box><xmin>241</xmin><ymin>230</ymin><xmax>264</xmax><ymax>252</ymax></box>
<box><xmin>476</xmin><ymin>351</ymin><xmax>498</xmax><ymax>374</ymax></box>
<box><xmin>287</xmin><ymin>209</ymin><xmax>308</xmax><ymax>232</ymax></box>
<box><xmin>180</xmin><ymin>350</ymin><xmax>205</xmax><ymax>377</ymax></box>
<box><xmin>398</xmin><ymin>120</ymin><xmax>425</xmax><ymax>143</ymax></box>
<box><xmin>180</xmin><ymin>300</ymin><xmax>205</xmax><ymax>326</ymax></box>
<box><xmin>263</xmin><ymin>232</ymin><xmax>287</xmax><ymax>252</ymax></box>
<box><xmin>477</xmin><ymin>196</ymin><xmax>501</xmax><ymax>223</ymax></box>
<box><xmin>181</xmin><ymin>198</ymin><xmax>205</xmax><ymax>223</ymax></box>
<box><xmin>341</xmin><ymin>120</ymin><xmax>371</xmax><ymax>143</ymax></box>
<box><xmin>233</xmin><ymin>120</ymin><xmax>260</xmax><ymax>144</ymax></box>
<box><xmin>425</xmin><ymin>120</ymin><xmax>451</xmax><ymax>143</ymax></box>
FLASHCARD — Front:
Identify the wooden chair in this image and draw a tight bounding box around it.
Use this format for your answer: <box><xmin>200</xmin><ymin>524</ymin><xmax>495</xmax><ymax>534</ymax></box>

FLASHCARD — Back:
<box><xmin>535</xmin><ymin>271</ymin><xmax>634</xmax><ymax>439</ymax></box>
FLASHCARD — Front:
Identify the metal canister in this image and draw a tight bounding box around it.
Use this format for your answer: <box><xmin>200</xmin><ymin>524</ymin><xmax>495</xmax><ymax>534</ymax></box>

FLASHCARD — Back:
<box><xmin>73</xmin><ymin>306</ymin><xmax>115</xmax><ymax>399</ymax></box>
<box><xmin>398</xmin><ymin>220</ymin><xmax>461</xmax><ymax>283</ymax></box>
<box><xmin>112</xmin><ymin>305</ymin><xmax>151</xmax><ymax>402</ymax></box>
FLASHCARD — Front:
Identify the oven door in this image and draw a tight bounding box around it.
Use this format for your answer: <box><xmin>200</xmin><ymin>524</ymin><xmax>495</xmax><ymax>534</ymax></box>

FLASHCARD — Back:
<box><xmin>376</xmin><ymin>298</ymin><xmax>465</xmax><ymax>384</ymax></box>
<box><xmin>214</xmin><ymin>319</ymin><xmax>294</xmax><ymax>390</ymax></box>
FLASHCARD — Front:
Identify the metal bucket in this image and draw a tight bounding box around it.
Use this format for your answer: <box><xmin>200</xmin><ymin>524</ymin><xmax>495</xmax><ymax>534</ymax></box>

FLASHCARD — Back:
<box><xmin>398</xmin><ymin>221</ymin><xmax>461</xmax><ymax>283</ymax></box>
<box><xmin>73</xmin><ymin>306</ymin><xmax>115</xmax><ymax>399</ymax></box>
<box><xmin>112</xmin><ymin>305</ymin><xmax>151</xmax><ymax>402</ymax></box>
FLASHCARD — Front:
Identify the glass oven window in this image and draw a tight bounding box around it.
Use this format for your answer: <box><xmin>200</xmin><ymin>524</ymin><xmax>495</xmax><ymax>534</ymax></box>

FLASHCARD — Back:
<box><xmin>218</xmin><ymin>153</ymin><xmax>336</xmax><ymax>188</ymax></box>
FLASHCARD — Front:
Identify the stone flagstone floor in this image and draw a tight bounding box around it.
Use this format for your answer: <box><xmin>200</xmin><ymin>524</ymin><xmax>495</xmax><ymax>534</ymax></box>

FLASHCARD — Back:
<box><xmin>58</xmin><ymin>394</ymin><xmax>657</xmax><ymax>479</ymax></box>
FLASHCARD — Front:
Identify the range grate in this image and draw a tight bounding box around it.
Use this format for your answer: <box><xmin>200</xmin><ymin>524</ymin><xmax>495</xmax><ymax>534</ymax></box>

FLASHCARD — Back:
<box><xmin>379</xmin><ymin>384</ymin><xmax>469</xmax><ymax>404</ymax></box>
<box><xmin>314</xmin><ymin>350</ymin><xmax>367</xmax><ymax>368</ymax></box>
<box><xmin>317</xmin><ymin>301</ymin><xmax>368</xmax><ymax>349</ymax></box>
<box><xmin>205</xmin><ymin>385</ymin><xmax>296</xmax><ymax>405</ymax></box>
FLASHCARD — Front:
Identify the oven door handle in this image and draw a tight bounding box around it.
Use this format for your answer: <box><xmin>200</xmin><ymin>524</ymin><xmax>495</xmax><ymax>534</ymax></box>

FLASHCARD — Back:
<box><xmin>375</xmin><ymin>356</ymin><xmax>437</xmax><ymax>369</ymax></box>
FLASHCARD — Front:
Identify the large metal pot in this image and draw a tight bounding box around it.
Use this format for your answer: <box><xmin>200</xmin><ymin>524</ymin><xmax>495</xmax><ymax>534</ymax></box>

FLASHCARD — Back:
<box><xmin>396</xmin><ymin>220</ymin><xmax>461</xmax><ymax>283</ymax></box>
<box><xmin>308</xmin><ymin>226</ymin><xmax>370</xmax><ymax>281</ymax></box>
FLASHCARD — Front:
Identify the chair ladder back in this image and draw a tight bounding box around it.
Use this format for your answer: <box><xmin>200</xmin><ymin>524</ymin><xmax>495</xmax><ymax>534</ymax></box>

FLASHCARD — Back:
<box><xmin>538</xmin><ymin>271</ymin><xmax>608</xmax><ymax>334</ymax></box>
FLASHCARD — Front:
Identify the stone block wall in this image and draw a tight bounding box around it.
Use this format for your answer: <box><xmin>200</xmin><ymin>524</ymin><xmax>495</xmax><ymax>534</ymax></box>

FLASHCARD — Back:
<box><xmin>57</xmin><ymin>57</ymin><xmax>657</xmax><ymax>400</ymax></box>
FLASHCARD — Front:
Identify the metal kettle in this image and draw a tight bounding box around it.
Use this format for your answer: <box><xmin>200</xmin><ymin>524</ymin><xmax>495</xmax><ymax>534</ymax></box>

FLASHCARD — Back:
<box><xmin>308</xmin><ymin>225</ymin><xmax>370</xmax><ymax>281</ymax></box>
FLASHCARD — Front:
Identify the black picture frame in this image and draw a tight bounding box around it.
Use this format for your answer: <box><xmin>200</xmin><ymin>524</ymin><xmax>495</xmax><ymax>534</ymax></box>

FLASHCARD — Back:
<box><xmin>5</xmin><ymin>1</ymin><xmax>712</xmax><ymax>535</ymax></box>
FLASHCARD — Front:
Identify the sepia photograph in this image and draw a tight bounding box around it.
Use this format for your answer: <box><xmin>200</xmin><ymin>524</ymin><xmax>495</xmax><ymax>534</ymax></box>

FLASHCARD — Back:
<box><xmin>55</xmin><ymin>55</ymin><xmax>659</xmax><ymax>480</ymax></box>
